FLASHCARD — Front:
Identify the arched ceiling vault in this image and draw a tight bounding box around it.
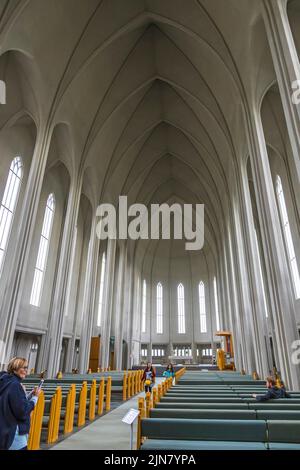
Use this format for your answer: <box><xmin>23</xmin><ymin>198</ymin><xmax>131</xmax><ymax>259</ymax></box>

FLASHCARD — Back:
<box><xmin>0</xmin><ymin>0</ymin><xmax>280</xmax><ymax>261</ymax></box>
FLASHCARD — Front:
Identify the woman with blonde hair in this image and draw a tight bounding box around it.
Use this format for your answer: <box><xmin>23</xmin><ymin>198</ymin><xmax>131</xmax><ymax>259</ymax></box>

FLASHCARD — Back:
<box><xmin>0</xmin><ymin>357</ymin><xmax>41</xmax><ymax>450</ymax></box>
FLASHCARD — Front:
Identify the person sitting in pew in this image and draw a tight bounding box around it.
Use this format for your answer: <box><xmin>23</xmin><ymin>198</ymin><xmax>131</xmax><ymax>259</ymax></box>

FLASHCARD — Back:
<box><xmin>252</xmin><ymin>376</ymin><xmax>292</xmax><ymax>401</ymax></box>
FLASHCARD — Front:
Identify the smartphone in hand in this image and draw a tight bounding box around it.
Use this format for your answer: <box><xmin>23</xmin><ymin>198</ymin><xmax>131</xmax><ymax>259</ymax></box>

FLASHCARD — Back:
<box><xmin>27</xmin><ymin>380</ymin><xmax>44</xmax><ymax>400</ymax></box>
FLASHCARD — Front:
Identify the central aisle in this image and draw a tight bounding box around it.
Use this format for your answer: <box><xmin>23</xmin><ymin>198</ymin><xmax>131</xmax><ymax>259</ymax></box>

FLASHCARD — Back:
<box><xmin>52</xmin><ymin>378</ymin><xmax>164</xmax><ymax>450</ymax></box>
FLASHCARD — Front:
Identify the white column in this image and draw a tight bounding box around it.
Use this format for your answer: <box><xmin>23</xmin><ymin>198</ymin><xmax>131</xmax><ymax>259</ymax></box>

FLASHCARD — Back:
<box><xmin>100</xmin><ymin>238</ymin><xmax>117</xmax><ymax>368</ymax></box>
<box><xmin>77</xmin><ymin>217</ymin><xmax>99</xmax><ymax>373</ymax></box>
<box><xmin>123</xmin><ymin>259</ymin><xmax>134</xmax><ymax>369</ymax></box>
<box><xmin>247</xmin><ymin>108</ymin><xmax>300</xmax><ymax>389</ymax></box>
<box><xmin>225</xmin><ymin>227</ymin><xmax>256</xmax><ymax>374</ymax></box>
<box><xmin>114</xmin><ymin>243</ymin><xmax>127</xmax><ymax>371</ymax></box>
<box><xmin>0</xmin><ymin>125</ymin><xmax>52</xmax><ymax>367</ymax></box>
<box><xmin>64</xmin><ymin>227</ymin><xmax>88</xmax><ymax>373</ymax></box>
<box><xmin>126</xmin><ymin>265</ymin><xmax>135</xmax><ymax>369</ymax></box>
<box><xmin>238</xmin><ymin>162</ymin><xmax>272</xmax><ymax>377</ymax></box>
<box><xmin>262</xmin><ymin>0</ymin><xmax>300</xmax><ymax>190</ymax></box>
<box><xmin>39</xmin><ymin>177</ymin><xmax>82</xmax><ymax>376</ymax></box>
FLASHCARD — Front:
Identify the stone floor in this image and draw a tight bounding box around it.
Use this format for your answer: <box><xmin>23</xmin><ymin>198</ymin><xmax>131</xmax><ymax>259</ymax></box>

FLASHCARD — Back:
<box><xmin>52</xmin><ymin>378</ymin><xmax>164</xmax><ymax>450</ymax></box>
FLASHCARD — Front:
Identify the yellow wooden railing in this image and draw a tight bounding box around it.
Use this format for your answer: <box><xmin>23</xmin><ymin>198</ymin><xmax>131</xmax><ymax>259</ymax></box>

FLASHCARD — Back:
<box><xmin>28</xmin><ymin>370</ymin><xmax>138</xmax><ymax>449</ymax></box>
<box><xmin>98</xmin><ymin>377</ymin><xmax>105</xmax><ymax>415</ymax></box>
<box><xmin>28</xmin><ymin>391</ymin><xmax>45</xmax><ymax>450</ymax></box>
<box><xmin>105</xmin><ymin>376</ymin><xmax>112</xmax><ymax>412</ymax></box>
<box><xmin>174</xmin><ymin>367</ymin><xmax>186</xmax><ymax>384</ymax></box>
<box><xmin>77</xmin><ymin>381</ymin><xmax>88</xmax><ymax>427</ymax></box>
<box><xmin>64</xmin><ymin>384</ymin><xmax>76</xmax><ymax>435</ymax></box>
<box><xmin>47</xmin><ymin>387</ymin><xmax>62</xmax><ymax>444</ymax></box>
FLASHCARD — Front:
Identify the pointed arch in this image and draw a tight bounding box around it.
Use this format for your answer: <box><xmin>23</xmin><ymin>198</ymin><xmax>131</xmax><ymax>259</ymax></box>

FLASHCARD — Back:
<box><xmin>276</xmin><ymin>175</ymin><xmax>300</xmax><ymax>299</ymax></box>
<box><xmin>199</xmin><ymin>281</ymin><xmax>207</xmax><ymax>333</ymax></box>
<box><xmin>177</xmin><ymin>283</ymin><xmax>186</xmax><ymax>334</ymax></box>
<box><xmin>156</xmin><ymin>282</ymin><xmax>163</xmax><ymax>334</ymax></box>
<box><xmin>30</xmin><ymin>193</ymin><xmax>55</xmax><ymax>307</ymax></box>
<box><xmin>0</xmin><ymin>156</ymin><xmax>23</xmax><ymax>275</ymax></box>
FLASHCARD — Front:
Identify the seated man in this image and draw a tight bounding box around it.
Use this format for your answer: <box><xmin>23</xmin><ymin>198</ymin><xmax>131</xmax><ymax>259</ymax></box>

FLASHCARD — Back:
<box><xmin>252</xmin><ymin>376</ymin><xmax>292</xmax><ymax>401</ymax></box>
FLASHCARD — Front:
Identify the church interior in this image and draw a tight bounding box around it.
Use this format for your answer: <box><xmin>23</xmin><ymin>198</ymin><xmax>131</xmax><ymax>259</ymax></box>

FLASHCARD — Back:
<box><xmin>0</xmin><ymin>0</ymin><xmax>300</xmax><ymax>452</ymax></box>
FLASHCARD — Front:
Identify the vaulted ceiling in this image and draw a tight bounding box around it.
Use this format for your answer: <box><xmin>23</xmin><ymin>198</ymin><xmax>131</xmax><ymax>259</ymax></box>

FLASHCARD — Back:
<box><xmin>0</xmin><ymin>0</ymin><xmax>282</xmax><ymax>262</ymax></box>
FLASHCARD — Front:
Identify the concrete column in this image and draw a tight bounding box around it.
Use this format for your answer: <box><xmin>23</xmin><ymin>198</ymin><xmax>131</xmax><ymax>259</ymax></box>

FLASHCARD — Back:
<box><xmin>262</xmin><ymin>0</ymin><xmax>300</xmax><ymax>194</ymax></box>
<box><xmin>127</xmin><ymin>267</ymin><xmax>136</xmax><ymax>370</ymax></box>
<box><xmin>64</xmin><ymin>230</ymin><xmax>88</xmax><ymax>373</ymax></box>
<box><xmin>39</xmin><ymin>177</ymin><xmax>83</xmax><ymax>376</ymax></box>
<box><xmin>100</xmin><ymin>238</ymin><xmax>117</xmax><ymax>368</ymax></box>
<box><xmin>114</xmin><ymin>243</ymin><xmax>127</xmax><ymax>370</ymax></box>
<box><xmin>235</xmin><ymin>163</ymin><xmax>272</xmax><ymax>378</ymax></box>
<box><xmin>191</xmin><ymin>342</ymin><xmax>197</xmax><ymax>364</ymax></box>
<box><xmin>221</xmin><ymin>230</ymin><xmax>243</xmax><ymax>372</ymax></box>
<box><xmin>225</xmin><ymin>227</ymin><xmax>256</xmax><ymax>374</ymax></box>
<box><xmin>122</xmin><ymin>258</ymin><xmax>133</xmax><ymax>369</ymax></box>
<box><xmin>78</xmin><ymin>217</ymin><xmax>99</xmax><ymax>373</ymax></box>
<box><xmin>247</xmin><ymin>108</ymin><xmax>300</xmax><ymax>389</ymax></box>
<box><xmin>0</xmin><ymin>125</ymin><xmax>51</xmax><ymax>368</ymax></box>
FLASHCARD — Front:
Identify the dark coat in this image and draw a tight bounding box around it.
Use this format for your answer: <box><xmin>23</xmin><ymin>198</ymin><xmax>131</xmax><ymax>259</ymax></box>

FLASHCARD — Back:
<box><xmin>256</xmin><ymin>386</ymin><xmax>292</xmax><ymax>402</ymax></box>
<box><xmin>0</xmin><ymin>371</ymin><xmax>35</xmax><ymax>450</ymax></box>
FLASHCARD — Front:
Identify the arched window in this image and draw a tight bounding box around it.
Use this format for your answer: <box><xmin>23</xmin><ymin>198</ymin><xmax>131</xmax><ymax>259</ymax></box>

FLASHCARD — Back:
<box><xmin>142</xmin><ymin>279</ymin><xmax>147</xmax><ymax>333</ymax></box>
<box><xmin>199</xmin><ymin>281</ymin><xmax>207</xmax><ymax>333</ymax></box>
<box><xmin>276</xmin><ymin>175</ymin><xmax>300</xmax><ymax>299</ymax></box>
<box><xmin>213</xmin><ymin>276</ymin><xmax>220</xmax><ymax>331</ymax></box>
<box><xmin>97</xmin><ymin>252</ymin><xmax>106</xmax><ymax>326</ymax></box>
<box><xmin>30</xmin><ymin>194</ymin><xmax>55</xmax><ymax>307</ymax></box>
<box><xmin>156</xmin><ymin>282</ymin><xmax>163</xmax><ymax>334</ymax></box>
<box><xmin>0</xmin><ymin>157</ymin><xmax>23</xmax><ymax>276</ymax></box>
<box><xmin>177</xmin><ymin>283</ymin><xmax>186</xmax><ymax>334</ymax></box>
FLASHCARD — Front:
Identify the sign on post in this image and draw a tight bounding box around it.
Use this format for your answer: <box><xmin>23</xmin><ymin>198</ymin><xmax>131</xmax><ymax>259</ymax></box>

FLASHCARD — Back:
<box><xmin>122</xmin><ymin>408</ymin><xmax>140</xmax><ymax>425</ymax></box>
<box><xmin>122</xmin><ymin>408</ymin><xmax>140</xmax><ymax>449</ymax></box>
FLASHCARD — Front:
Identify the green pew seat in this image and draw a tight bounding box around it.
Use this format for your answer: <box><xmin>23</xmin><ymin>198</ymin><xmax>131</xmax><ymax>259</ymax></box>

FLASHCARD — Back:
<box><xmin>249</xmin><ymin>403</ymin><xmax>300</xmax><ymax>410</ymax></box>
<box><xmin>150</xmin><ymin>409</ymin><xmax>256</xmax><ymax>420</ymax></box>
<box><xmin>268</xmin><ymin>420</ymin><xmax>300</xmax><ymax>450</ymax></box>
<box><xmin>160</xmin><ymin>397</ymin><xmax>244</xmax><ymax>403</ymax></box>
<box><xmin>155</xmin><ymin>403</ymin><xmax>249</xmax><ymax>409</ymax></box>
<box><xmin>141</xmin><ymin>439</ymin><xmax>266</xmax><ymax>450</ymax></box>
<box><xmin>257</xmin><ymin>411</ymin><xmax>300</xmax><ymax>420</ymax></box>
<box><xmin>141</xmin><ymin>418</ymin><xmax>266</xmax><ymax>442</ymax></box>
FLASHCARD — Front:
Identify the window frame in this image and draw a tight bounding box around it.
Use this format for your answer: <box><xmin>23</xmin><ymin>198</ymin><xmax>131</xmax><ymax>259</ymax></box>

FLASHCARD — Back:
<box><xmin>0</xmin><ymin>157</ymin><xmax>23</xmax><ymax>276</ymax></box>
<box><xmin>156</xmin><ymin>282</ymin><xmax>163</xmax><ymax>334</ymax></box>
<box><xmin>177</xmin><ymin>283</ymin><xmax>186</xmax><ymax>334</ymax></box>
<box><xmin>276</xmin><ymin>175</ymin><xmax>300</xmax><ymax>299</ymax></box>
<box><xmin>30</xmin><ymin>193</ymin><xmax>55</xmax><ymax>307</ymax></box>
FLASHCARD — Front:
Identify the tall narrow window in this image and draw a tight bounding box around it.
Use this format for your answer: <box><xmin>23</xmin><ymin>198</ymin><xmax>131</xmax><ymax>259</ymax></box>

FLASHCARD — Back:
<box><xmin>156</xmin><ymin>282</ymin><xmax>163</xmax><ymax>334</ymax></box>
<box><xmin>0</xmin><ymin>157</ymin><xmax>23</xmax><ymax>276</ymax></box>
<box><xmin>276</xmin><ymin>175</ymin><xmax>300</xmax><ymax>299</ymax></box>
<box><xmin>213</xmin><ymin>276</ymin><xmax>220</xmax><ymax>331</ymax></box>
<box><xmin>199</xmin><ymin>281</ymin><xmax>207</xmax><ymax>333</ymax></box>
<box><xmin>97</xmin><ymin>252</ymin><xmax>106</xmax><ymax>326</ymax></box>
<box><xmin>177</xmin><ymin>283</ymin><xmax>186</xmax><ymax>334</ymax></box>
<box><xmin>142</xmin><ymin>279</ymin><xmax>147</xmax><ymax>333</ymax></box>
<box><xmin>30</xmin><ymin>194</ymin><xmax>55</xmax><ymax>307</ymax></box>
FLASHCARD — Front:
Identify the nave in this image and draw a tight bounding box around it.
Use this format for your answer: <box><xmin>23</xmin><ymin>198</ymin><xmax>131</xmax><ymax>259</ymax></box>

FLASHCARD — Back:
<box><xmin>0</xmin><ymin>0</ymin><xmax>300</xmax><ymax>453</ymax></box>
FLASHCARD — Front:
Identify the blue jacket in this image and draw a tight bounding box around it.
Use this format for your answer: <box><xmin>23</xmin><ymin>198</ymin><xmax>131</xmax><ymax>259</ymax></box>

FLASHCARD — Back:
<box><xmin>163</xmin><ymin>370</ymin><xmax>175</xmax><ymax>378</ymax></box>
<box><xmin>256</xmin><ymin>386</ymin><xmax>292</xmax><ymax>402</ymax></box>
<box><xmin>0</xmin><ymin>371</ymin><xmax>35</xmax><ymax>450</ymax></box>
